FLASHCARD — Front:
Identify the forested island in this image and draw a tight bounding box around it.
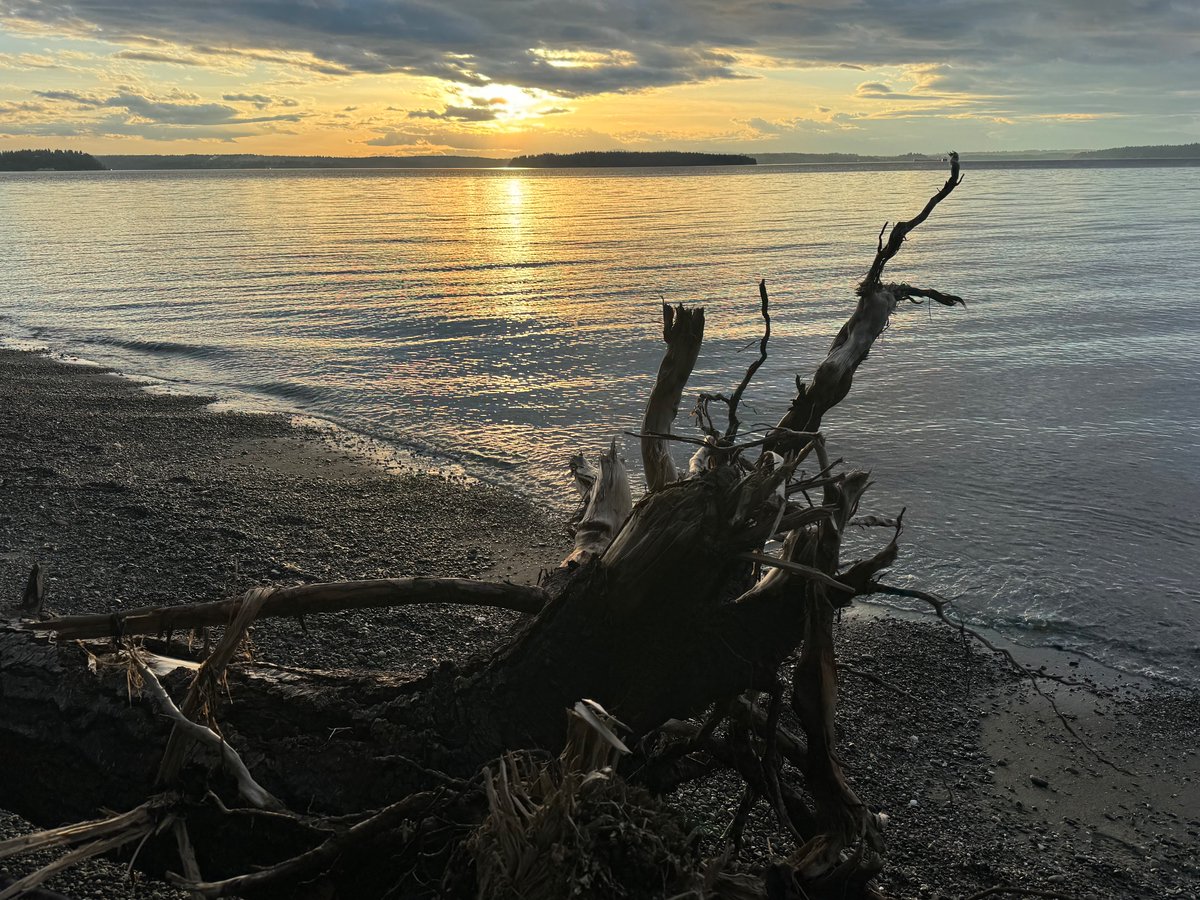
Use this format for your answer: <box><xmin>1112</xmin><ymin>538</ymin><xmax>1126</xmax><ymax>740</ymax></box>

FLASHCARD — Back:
<box><xmin>510</xmin><ymin>151</ymin><xmax>755</xmax><ymax>167</ymax></box>
<box><xmin>0</xmin><ymin>149</ymin><xmax>105</xmax><ymax>171</ymax></box>
<box><xmin>1073</xmin><ymin>142</ymin><xmax>1200</xmax><ymax>159</ymax></box>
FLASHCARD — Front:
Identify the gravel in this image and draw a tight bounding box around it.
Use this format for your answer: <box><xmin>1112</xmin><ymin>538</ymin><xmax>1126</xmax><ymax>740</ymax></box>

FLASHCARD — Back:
<box><xmin>2</xmin><ymin>348</ymin><xmax>1196</xmax><ymax>899</ymax></box>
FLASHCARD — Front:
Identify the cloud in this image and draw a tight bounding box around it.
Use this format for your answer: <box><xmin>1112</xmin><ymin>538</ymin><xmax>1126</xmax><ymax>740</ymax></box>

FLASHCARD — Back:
<box><xmin>0</xmin><ymin>1</ymin><xmax>754</xmax><ymax>96</ymax></box>
<box><xmin>105</xmin><ymin>92</ymin><xmax>242</xmax><ymax>125</ymax></box>
<box><xmin>0</xmin><ymin>51</ymin><xmax>60</xmax><ymax>68</ymax></box>
<box><xmin>113</xmin><ymin>49</ymin><xmax>203</xmax><ymax>66</ymax></box>
<box><xmin>364</xmin><ymin>128</ymin><xmax>510</xmax><ymax>151</ymax></box>
<box><xmin>854</xmin><ymin>81</ymin><xmax>933</xmax><ymax>102</ymax></box>
<box><xmin>33</xmin><ymin>89</ymin><xmax>103</xmax><ymax>105</ymax></box>
<box><xmin>0</xmin><ymin>100</ymin><xmax>45</xmax><ymax>115</ymax></box>
<box><xmin>3</xmin><ymin>0</ymin><xmax>1195</xmax><ymax>103</ymax></box>
<box><xmin>0</xmin><ymin>114</ymin><xmax>259</xmax><ymax>142</ymax></box>
<box><xmin>28</xmin><ymin>88</ymin><xmax>305</xmax><ymax>128</ymax></box>
<box><xmin>223</xmin><ymin>92</ymin><xmax>273</xmax><ymax>108</ymax></box>
<box><xmin>855</xmin><ymin>82</ymin><xmax>893</xmax><ymax>98</ymax></box>
<box><xmin>409</xmin><ymin>104</ymin><xmax>499</xmax><ymax>122</ymax></box>
<box><xmin>2</xmin><ymin>0</ymin><xmax>1197</xmax><ymax>147</ymax></box>
<box><xmin>220</xmin><ymin>92</ymin><xmax>300</xmax><ymax>110</ymax></box>
<box><xmin>363</xmin><ymin>130</ymin><xmax>426</xmax><ymax>147</ymax></box>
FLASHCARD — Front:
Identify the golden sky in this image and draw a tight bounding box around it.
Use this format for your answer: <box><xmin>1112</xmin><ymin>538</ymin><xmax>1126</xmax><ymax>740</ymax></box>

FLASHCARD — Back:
<box><xmin>1</xmin><ymin>1</ymin><xmax>1196</xmax><ymax>156</ymax></box>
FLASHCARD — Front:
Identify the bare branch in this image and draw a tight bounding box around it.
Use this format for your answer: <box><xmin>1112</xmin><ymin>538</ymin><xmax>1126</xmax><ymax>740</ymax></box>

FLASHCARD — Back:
<box><xmin>156</xmin><ymin>587</ymin><xmax>272</xmax><ymax>789</ymax></box>
<box><xmin>862</xmin><ymin>152</ymin><xmax>962</xmax><ymax>290</ymax></box>
<box><xmin>173</xmin><ymin>791</ymin><xmax>443</xmax><ymax>898</ymax></box>
<box><xmin>767</xmin><ymin>156</ymin><xmax>965</xmax><ymax>445</ymax></box>
<box><xmin>738</xmin><ymin>551</ymin><xmax>854</xmax><ymax>594</ymax></box>
<box><xmin>0</xmin><ymin>800</ymin><xmax>163</xmax><ymax>860</ymax></box>
<box><xmin>130</xmin><ymin>652</ymin><xmax>284</xmax><ymax>810</ymax></box>
<box><xmin>891</xmin><ymin>283</ymin><xmax>966</xmax><ymax>308</ymax></box>
<box><xmin>725</xmin><ymin>279</ymin><xmax>772</xmax><ymax>441</ymax></box>
<box><xmin>868</xmin><ymin>582</ymin><xmax>1136</xmax><ymax>777</ymax></box>
<box><xmin>30</xmin><ymin>577</ymin><xmax>550</xmax><ymax>640</ymax></box>
<box><xmin>172</xmin><ymin>819</ymin><xmax>204</xmax><ymax>900</ymax></box>
<box><xmin>0</xmin><ymin>823</ymin><xmax>159</xmax><ymax>900</ymax></box>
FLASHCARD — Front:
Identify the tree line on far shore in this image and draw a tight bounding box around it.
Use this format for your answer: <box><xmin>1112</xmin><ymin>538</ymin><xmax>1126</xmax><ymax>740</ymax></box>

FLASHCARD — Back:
<box><xmin>0</xmin><ymin>149</ymin><xmax>106</xmax><ymax>171</ymax></box>
<box><xmin>510</xmin><ymin>150</ymin><xmax>756</xmax><ymax>167</ymax></box>
<box><xmin>1073</xmin><ymin>142</ymin><xmax>1200</xmax><ymax>159</ymax></box>
<box><xmin>3</xmin><ymin>143</ymin><xmax>1197</xmax><ymax>174</ymax></box>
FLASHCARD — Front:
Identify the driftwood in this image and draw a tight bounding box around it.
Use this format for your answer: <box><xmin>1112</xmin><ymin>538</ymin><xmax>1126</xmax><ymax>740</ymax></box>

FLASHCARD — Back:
<box><xmin>30</xmin><ymin>577</ymin><xmax>549</xmax><ymax>641</ymax></box>
<box><xmin>1</xmin><ymin>157</ymin><xmax>971</xmax><ymax>899</ymax></box>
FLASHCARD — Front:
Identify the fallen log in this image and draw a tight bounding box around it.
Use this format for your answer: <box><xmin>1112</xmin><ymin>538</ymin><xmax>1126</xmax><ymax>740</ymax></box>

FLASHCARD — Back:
<box><xmin>0</xmin><ymin>156</ymin><xmax>969</xmax><ymax>899</ymax></box>
<box><xmin>26</xmin><ymin>577</ymin><xmax>549</xmax><ymax>641</ymax></box>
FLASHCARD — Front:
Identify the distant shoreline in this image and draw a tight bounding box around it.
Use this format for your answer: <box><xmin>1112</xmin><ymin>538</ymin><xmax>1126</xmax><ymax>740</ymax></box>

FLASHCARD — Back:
<box><xmin>3</xmin><ymin>156</ymin><xmax>1195</xmax><ymax>174</ymax></box>
<box><xmin>2</xmin><ymin>141</ymin><xmax>1198</xmax><ymax>172</ymax></box>
<box><xmin>508</xmin><ymin>150</ymin><xmax>755</xmax><ymax>167</ymax></box>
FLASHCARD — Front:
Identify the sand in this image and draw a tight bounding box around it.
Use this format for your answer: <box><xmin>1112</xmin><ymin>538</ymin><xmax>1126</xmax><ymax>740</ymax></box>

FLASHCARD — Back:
<box><xmin>1</xmin><ymin>348</ymin><xmax>1196</xmax><ymax>899</ymax></box>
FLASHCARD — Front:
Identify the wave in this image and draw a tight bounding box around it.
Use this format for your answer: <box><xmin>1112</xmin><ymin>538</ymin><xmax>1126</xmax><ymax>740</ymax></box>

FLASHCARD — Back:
<box><xmin>99</xmin><ymin>337</ymin><xmax>231</xmax><ymax>361</ymax></box>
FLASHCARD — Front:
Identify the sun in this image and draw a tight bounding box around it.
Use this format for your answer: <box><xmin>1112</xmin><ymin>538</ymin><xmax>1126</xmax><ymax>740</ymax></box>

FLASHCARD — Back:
<box><xmin>456</xmin><ymin>83</ymin><xmax>559</xmax><ymax>124</ymax></box>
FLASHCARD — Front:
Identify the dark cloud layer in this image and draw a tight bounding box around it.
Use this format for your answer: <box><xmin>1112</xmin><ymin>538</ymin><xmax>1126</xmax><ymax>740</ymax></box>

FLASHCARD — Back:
<box><xmin>30</xmin><ymin>87</ymin><xmax>305</xmax><ymax>125</ymax></box>
<box><xmin>409</xmin><ymin>104</ymin><xmax>498</xmax><ymax>122</ymax></box>
<box><xmin>3</xmin><ymin>0</ymin><xmax>1194</xmax><ymax>103</ymax></box>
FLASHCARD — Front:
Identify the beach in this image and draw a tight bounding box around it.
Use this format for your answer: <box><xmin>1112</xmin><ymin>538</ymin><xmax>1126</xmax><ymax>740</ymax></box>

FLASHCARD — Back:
<box><xmin>1</xmin><ymin>347</ymin><xmax>1196</xmax><ymax>899</ymax></box>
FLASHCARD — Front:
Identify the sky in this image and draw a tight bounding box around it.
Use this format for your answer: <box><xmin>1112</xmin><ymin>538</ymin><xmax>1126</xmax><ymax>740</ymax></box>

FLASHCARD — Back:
<box><xmin>0</xmin><ymin>1</ymin><xmax>1197</xmax><ymax>157</ymax></box>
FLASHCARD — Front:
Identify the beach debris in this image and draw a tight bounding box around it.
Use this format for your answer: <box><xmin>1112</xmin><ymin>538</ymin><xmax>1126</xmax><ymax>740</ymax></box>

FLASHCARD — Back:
<box><xmin>19</xmin><ymin>561</ymin><xmax>45</xmax><ymax>617</ymax></box>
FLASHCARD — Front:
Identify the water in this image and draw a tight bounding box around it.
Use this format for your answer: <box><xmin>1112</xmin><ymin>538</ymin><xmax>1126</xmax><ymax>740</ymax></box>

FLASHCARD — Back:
<box><xmin>2</xmin><ymin>162</ymin><xmax>1198</xmax><ymax>684</ymax></box>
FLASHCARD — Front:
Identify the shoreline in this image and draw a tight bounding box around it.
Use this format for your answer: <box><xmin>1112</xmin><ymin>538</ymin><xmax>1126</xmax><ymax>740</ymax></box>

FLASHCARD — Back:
<box><xmin>12</xmin><ymin>339</ymin><xmax>1196</xmax><ymax>692</ymax></box>
<box><xmin>1</xmin><ymin>347</ymin><xmax>1197</xmax><ymax>898</ymax></box>
<box><xmin>0</xmin><ymin>336</ymin><xmax>483</xmax><ymax>487</ymax></box>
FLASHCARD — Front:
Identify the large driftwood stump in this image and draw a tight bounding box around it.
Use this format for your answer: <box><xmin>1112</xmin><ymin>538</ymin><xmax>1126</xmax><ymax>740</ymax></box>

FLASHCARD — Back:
<box><xmin>0</xmin><ymin>157</ymin><xmax>968</xmax><ymax>899</ymax></box>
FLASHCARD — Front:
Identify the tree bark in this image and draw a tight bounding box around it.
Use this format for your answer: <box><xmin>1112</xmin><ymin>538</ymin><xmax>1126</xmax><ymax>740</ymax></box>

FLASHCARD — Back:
<box><xmin>641</xmin><ymin>304</ymin><xmax>705</xmax><ymax>491</ymax></box>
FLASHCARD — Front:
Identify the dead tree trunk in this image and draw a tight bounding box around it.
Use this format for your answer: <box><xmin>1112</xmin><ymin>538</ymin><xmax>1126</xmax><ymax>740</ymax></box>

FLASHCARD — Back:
<box><xmin>0</xmin><ymin>157</ymin><xmax>968</xmax><ymax>899</ymax></box>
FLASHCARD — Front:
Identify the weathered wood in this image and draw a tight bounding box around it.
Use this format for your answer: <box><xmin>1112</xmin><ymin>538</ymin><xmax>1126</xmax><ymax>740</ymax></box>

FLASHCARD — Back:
<box><xmin>0</xmin><ymin>627</ymin><xmax>399</xmax><ymax>823</ymax></box>
<box><xmin>27</xmin><ymin>577</ymin><xmax>548</xmax><ymax>641</ymax></box>
<box><xmin>768</xmin><ymin>153</ymin><xmax>964</xmax><ymax>444</ymax></box>
<box><xmin>563</xmin><ymin>440</ymin><xmax>631</xmax><ymax>565</ymax></box>
<box><xmin>641</xmin><ymin>303</ymin><xmax>705</xmax><ymax>491</ymax></box>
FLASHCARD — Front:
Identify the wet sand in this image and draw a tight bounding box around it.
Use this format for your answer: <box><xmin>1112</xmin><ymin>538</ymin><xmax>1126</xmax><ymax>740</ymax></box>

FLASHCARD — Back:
<box><xmin>1</xmin><ymin>348</ymin><xmax>1196</xmax><ymax>899</ymax></box>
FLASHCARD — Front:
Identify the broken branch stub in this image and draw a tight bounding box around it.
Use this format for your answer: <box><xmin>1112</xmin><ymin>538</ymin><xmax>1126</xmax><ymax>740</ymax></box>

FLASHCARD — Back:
<box><xmin>563</xmin><ymin>439</ymin><xmax>631</xmax><ymax>566</ymax></box>
<box><xmin>641</xmin><ymin>303</ymin><xmax>705</xmax><ymax>492</ymax></box>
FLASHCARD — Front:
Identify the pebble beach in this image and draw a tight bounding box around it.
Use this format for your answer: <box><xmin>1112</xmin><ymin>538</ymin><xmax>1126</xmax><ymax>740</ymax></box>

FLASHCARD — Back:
<box><xmin>1</xmin><ymin>348</ymin><xmax>1196</xmax><ymax>899</ymax></box>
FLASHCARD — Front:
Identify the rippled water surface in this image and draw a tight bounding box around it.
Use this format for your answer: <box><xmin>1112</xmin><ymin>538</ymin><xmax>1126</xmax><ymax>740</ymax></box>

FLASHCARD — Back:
<box><xmin>2</xmin><ymin>163</ymin><xmax>1198</xmax><ymax>682</ymax></box>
